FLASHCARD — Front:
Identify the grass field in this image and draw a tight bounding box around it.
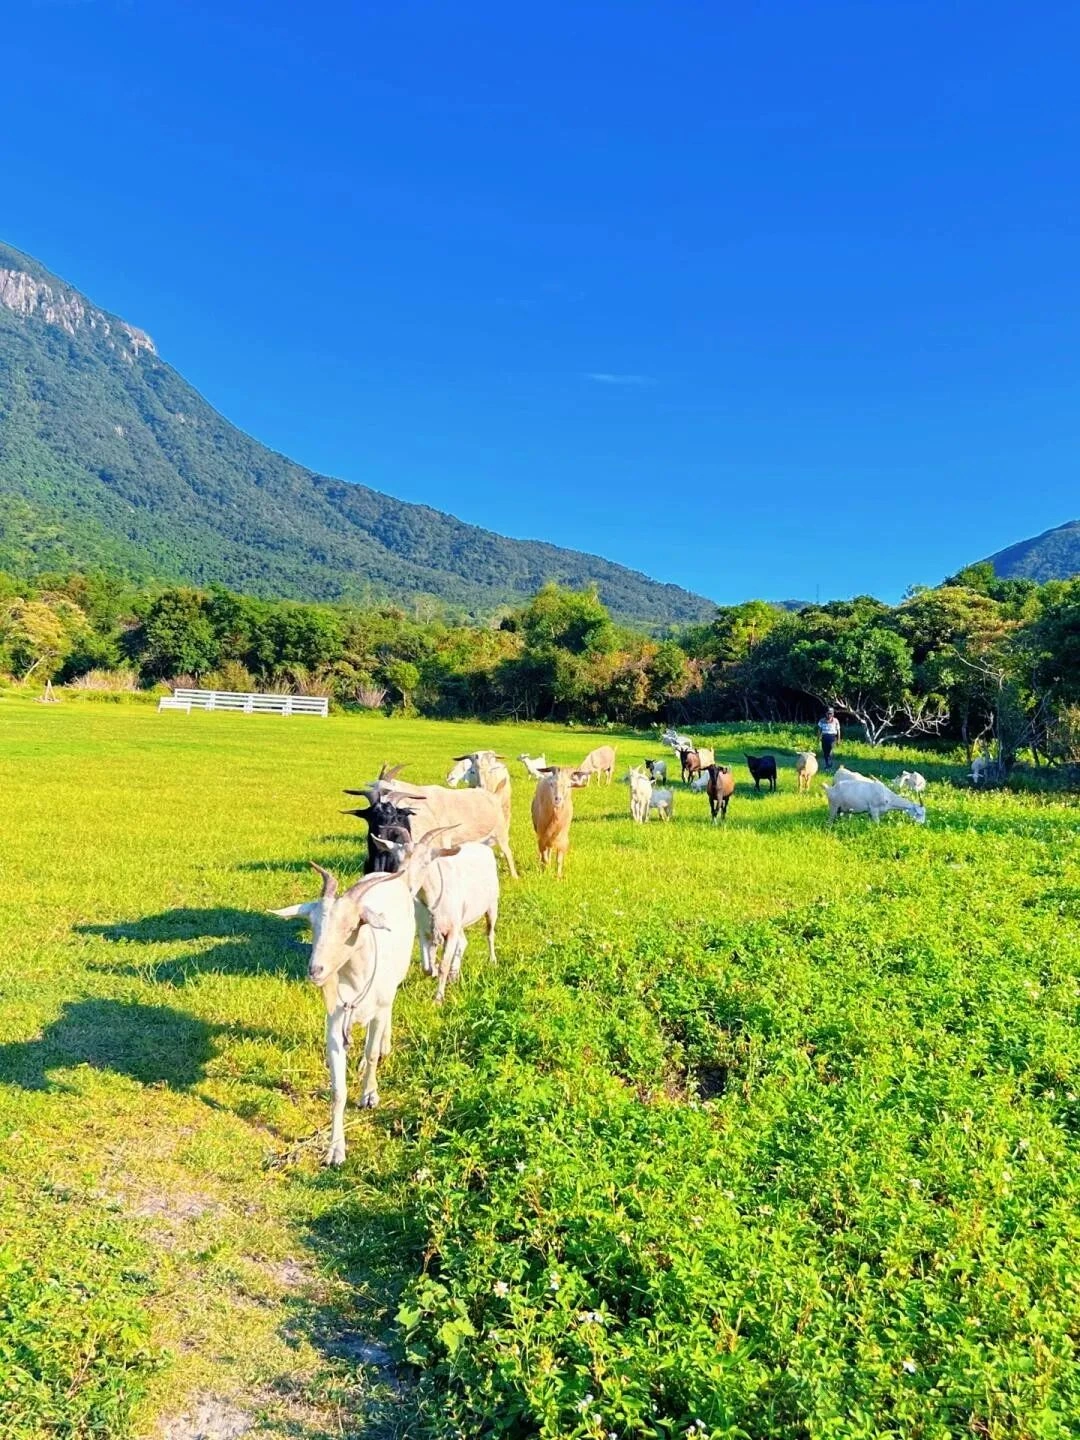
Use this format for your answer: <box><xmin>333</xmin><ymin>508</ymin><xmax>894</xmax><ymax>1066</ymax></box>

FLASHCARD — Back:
<box><xmin>1</xmin><ymin>699</ymin><xmax>1078</xmax><ymax>1440</ymax></box>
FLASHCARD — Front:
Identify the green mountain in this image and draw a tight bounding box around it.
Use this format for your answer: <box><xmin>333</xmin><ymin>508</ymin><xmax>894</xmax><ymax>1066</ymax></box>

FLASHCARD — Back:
<box><xmin>0</xmin><ymin>241</ymin><xmax>714</xmax><ymax>624</ymax></box>
<box><xmin>983</xmin><ymin>520</ymin><xmax>1080</xmax><ymax>583</ymax></box>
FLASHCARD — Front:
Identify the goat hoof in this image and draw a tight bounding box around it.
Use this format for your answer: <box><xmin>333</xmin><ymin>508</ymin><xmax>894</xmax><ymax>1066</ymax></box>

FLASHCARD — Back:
<box><xmin>360</xmin><ymin>1091</ymin><xmax>380</xmax><ymax>1109</ymax></box>
<box><xmin>325</xmin><ymin>1145</ymin><xmax>346</xmax><ymax>1166</ymax></box>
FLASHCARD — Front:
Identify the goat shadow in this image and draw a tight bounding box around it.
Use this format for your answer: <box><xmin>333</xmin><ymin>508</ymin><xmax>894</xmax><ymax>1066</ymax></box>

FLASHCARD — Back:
<box><xmin>0</xmin><ymin>998</ymin><xmax>220</xmax><ymax>1092</ymax></box>
<box><xmin>77</xmin><ymin>907</ymin><xmax>309</xmax><ymax>987</ymax></box>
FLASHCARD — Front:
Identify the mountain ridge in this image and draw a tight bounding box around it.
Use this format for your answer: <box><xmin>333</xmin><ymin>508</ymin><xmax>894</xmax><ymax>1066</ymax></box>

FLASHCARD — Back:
<box><xmin>0</xmin><ymin>240</ymin><xmax>715</xmax><ymax>624</ymax></box>
<box><xmin>982</xmin><ymin>519</ymin><xmax>1080</xmax><ymax>583</ymax></box>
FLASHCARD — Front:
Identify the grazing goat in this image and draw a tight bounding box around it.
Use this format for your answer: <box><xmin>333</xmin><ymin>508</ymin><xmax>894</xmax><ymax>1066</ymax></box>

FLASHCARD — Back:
<box><xmin>269</xmin><ymin>860</ymin><xmax>418</xmax><ymax>1165</ymax></box>
<box><xmin>644</xmin><ymin>758</ymin><xmax>667</xmax><ymax>785</ymax></box>
<box><xmin>794</xmin><ymin>751</ymin><xmax>819</xmax><ymax>795</ymax></box>
<box><xmin>649</xmin><ymin>787</ymin><xmax>674</xmax><ymax>821</ymax></box>
<box><xmin>341</xmin><ymin>795</ymin><xmax>415</xmax><ymax>873</ymax></box>
<box><xmin>518</xmin><ymin>753</ymin><xmax>548</xmax><ymax>780</ymax></box>
<box><xmin>531</xmin><ymin>767</ymin><xmax>574</xmax><ymax>876</ymax></box>
<box><xmin>824</xmin><ymin>778</ymin><xmax>926</xmax><ymax>825</ymax></box>
<box><xmin>446</xmin><ymin>749</ymin><xmax>512</xmax><ymax>830</ymax></box>
<box><xmin>373</xmin><ymin>832</ymin><xmax>499</xmax><ymax>1005</ymax></box>
<box><xmin>834</xmin><ymin>765</ymin><xmax>870</xmax><ymax>785</ymax></box>
<box><xmin>745</xmin><ymin>754</ymin><xmax>778</xmax><ymax>792</ymax></box>
<box><xmin>896</xmin><ymin>770</ymin><xmax>927</xmax><ymax>794</ymax></box>
<box><xmin>705</xmin><ymin>763</ymin><xmax>735</xmax><ymax>823</ymax></box>
<box><xmin>347</xmin><ymin>765</ymin><xmax>518</xmax><ymax>878</ymax></box>
<box><xmin>624</xmin><ymin>766</ymin><xmax>653</xmax><ymax>822</ymax></box>
<box><xmin>689</xmin><ymin>772</ymin><xmax>709</xmax><ymax>793</ymax></box>
<box><xmin>575</xmin><ymin>744</ymin><xmax>617</xmax><ymax>786</ymax></box>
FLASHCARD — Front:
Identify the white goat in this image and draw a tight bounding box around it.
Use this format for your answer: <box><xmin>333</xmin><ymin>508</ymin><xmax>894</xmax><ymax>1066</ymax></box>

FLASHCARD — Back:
<box><xmin>971</xmin><ymin>755</ymin><xmax>993</xmax><ymax>785</ymax></box>
<box><xmin>689</xmin><ymin>773</ymin><xmax>709</xmax><ymax>793</ymax></box>
<box><xmin>649</xmin><ymin>787</ymin><xmax>674</xmax><ymax>822</ymax></box>
<box><xmin>824</xmin><ymin>778</ymin><xmax>926</xmax><ymax>825</ymax></box>
<box><xmin>661</xmin><ymin>727</ymin><xmax>694</xmax><ymax>753</ymax></box>
<box><xmin>623</xmin><ymin>766</ymin><xmax>653</xmax><ymax>822</ymax></box>
<box><xmin>896</xmin><ymin>770</ymin><xmax>927</xmax><ymax>794</ymax></box>
<box><xmin>373</xmin><ymin>832</ymin><xmax>499</xmax><ymax>1005</ymax></box>
<box><xmin>518</xmin><ymin>753</ymin><xmax>547</xmax><ymax>780</ymax></box>
<box><xmin>446</xmin><ymin>750</ymin><xmax>512</xmax><ymax>830</ymax></box>
<box><xmin>269</xmin><ymin>860</ymin><xmax>418</xmax><ymax>1166</ymax></box>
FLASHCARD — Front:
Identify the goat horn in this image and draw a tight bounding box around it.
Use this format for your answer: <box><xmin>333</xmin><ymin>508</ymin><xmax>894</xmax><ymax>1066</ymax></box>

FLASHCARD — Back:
<box><xmin>343</xmin><ymin>786</ymin><xmax>379</xmax><ymax>800</ymax></box>
<box><xmin>308</xmin><ymin>861</ymin><xmax>338</xmax><ymax>898</ymax></box>
<box><xmin>379</xmin><ymin>763</ymin><xmax>406</xmax><ymax>781</ymax></box>
<box><xmin>341</xmin><ymin>808</ymin><xmax>370</xmax><ymax>820</ymax></box>
<box><xmin>414</xmin><ymin>825</ymin><xmax>460</xmax><ymax>848</ymax></box>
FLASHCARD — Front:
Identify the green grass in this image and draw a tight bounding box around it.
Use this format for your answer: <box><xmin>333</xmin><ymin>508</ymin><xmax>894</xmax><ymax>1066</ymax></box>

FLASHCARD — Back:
<box><xmin>0</xmin><ymin>700</ymin><xmax>1077</xmax><ymax>1439</ymax></box>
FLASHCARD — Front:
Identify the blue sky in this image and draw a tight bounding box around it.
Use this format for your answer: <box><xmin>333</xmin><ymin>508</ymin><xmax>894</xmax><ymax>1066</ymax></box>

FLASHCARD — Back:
<box><xmin>3</xmin><ymin>1</ymin><xmax>1078</xmax><ymax>604</ymax></box>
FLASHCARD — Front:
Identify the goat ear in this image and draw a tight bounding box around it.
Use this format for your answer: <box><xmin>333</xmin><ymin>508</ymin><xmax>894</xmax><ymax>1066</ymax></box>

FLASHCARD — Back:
<box><xmin>370</xmin><ymin>835</ymin><xmax>396</xmax><ymax>852</ymax></box>
<box><xmin>450</xmin><ymin>753</ymin><xmax>472</xmax><ymax>762</ymax></box>
<box><xmin>269</xmin><ymin>900</ymin><xmax>319</xmax><ymax>921</ymax></box>
<box><xmin>433</xmin><ymin>845</ymin><xmax>462</xmax><ymax>860</ymax></box>
<box><xmin>360</xmin><ymin>907</ymin><xmax>389</xmax><ymax>931</ymax></box>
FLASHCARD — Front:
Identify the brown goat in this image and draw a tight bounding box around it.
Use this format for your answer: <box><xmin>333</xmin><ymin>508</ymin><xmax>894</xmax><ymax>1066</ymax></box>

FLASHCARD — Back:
<box><xmin>706</xmin><ymin>764</ymin><xmax>735</xmax><ymax>823</ymax></box>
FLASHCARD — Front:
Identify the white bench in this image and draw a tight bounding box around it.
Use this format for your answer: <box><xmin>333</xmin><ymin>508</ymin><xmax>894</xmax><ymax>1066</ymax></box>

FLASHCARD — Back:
<box><xmin>158</xmin><ymin>689</ymin><xmax>329</xmax><ymax>717</ymax></box>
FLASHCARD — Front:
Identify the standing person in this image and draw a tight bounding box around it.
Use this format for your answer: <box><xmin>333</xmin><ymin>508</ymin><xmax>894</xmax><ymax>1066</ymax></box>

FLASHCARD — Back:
<box><xmin>818</xmin><ymin>708</ymin><xmax>840</xmax><ymax>770</ymax></box>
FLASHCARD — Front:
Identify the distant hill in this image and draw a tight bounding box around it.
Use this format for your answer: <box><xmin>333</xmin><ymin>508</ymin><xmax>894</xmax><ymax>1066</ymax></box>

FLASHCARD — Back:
<box><xmin>983</xmin><ymin>520</ymin><xmax>1080</xmax><ymax>583</ymax></box>
<box><xmin>0</xmin><ymin>241</ymin><xmax>715</xmax><ymax>625</ymax></box>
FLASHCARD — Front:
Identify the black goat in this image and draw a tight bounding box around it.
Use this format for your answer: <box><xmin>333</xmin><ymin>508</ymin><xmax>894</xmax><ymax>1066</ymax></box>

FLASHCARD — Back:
<box><xmin>745</xmin><ymin>754</ymin><xmax>778</xmax><ymax>793</ymax></box>
<box><xmin>342</xmin><ymin>790</ymin><xmax>415</xmax><ymax>873</ymax></box>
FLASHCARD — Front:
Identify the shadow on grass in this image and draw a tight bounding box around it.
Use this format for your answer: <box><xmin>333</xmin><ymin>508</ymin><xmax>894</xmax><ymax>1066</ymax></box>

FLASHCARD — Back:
<box><xmin>270</xmin><ymin>1164</ymin><xmax>435</xmax><ymax>1438</ymax></box>
<box><xmin>77</xmin><ymin>908</ymin><xmax>310</xmax><ymax>986</ymax></box>
<box><xmin>0</xmin><ymin>998</ymin><xmax>217</xmax><ymax>1091</ymax></box>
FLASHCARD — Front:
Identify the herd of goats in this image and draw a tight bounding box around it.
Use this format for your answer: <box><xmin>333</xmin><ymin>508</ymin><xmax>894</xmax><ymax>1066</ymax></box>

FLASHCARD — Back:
<box><xmin>269</xmin><ymin>729</ymin><xmax>930</xmax><ymax>1164</ymax></box>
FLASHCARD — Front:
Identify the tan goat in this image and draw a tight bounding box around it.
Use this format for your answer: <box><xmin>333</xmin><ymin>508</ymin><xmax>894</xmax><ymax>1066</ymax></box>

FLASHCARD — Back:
<box><xmin>795</xmin><ymin>751</ymin><xmax>819</xmax><ymax>794</ymax></box>
<box><xmin>531</xmin><ymin>767</ymin><xmax>574</xmax><ymax>877</ymax></box>
<box><xmin>348</xmin><ymin>765</ymin><xmax>518</xmax><ymax>879</ymax></box>
<box><xmin>574</xmin><ymin>744</ymin><xmax>617</xmax><ymax>786</ymax></box>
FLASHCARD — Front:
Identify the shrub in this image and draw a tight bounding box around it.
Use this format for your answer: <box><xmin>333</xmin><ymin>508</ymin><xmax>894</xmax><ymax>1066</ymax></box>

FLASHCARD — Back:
<box><xmin>66</xmin><ymin>668</ymin><xmax>139</xmax><ymax>692</ymax></box>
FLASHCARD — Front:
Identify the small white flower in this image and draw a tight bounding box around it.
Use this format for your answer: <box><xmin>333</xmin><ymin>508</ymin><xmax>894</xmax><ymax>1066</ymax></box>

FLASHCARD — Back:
<box><xmin>908</xmin><ymin>1178</ymin><xmax>922</xmax><ymax>1190</ymax></box>
<box><xmin>577</xmin><ymin>1393</ymin><xmax>594</xmax><ymax>1412</ymax></box>
<box><xmin>414</xmin><ymin>1167</ymin><xmax>432</xmax><ymax>1182</ymax></box>
<box><xmin>902</xmin><ymin>1357</ymin><xmax>917</xmax><ymax>1374</ymax></box>
<box><xmin>515</xmin><ymin>1160</ymin><xmax>526</xmax><ymax>1173</ymax></box>
<box><xmin>493</xmin><ymin>1280</ymin><xmax>510</xmax><ymax>1298</ymax></box>
<box><xmin>549</xmin><ymin>1274</ymin><xmax>560</xmax><ymax>1290</ymax></box>
<box><xmin>578</xmin><ymin>1309</ymin><xmax>603</xmax><ymax>1325</ymax></box>
<box><xmin>1017</xmin><ymin>1138</ymin><xmax>1030</xmax><ymax>1151</ymax></box>
<box><xmin>1001</xmin><ymin>1169</ymin><xmax>1013</xmax><ymax>1183</ymax></box>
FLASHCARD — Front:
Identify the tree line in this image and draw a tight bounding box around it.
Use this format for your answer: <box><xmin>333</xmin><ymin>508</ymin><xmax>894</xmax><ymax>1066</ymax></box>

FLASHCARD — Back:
<box><xmin>1</xmin><ymin>565</ymin><xmax>1078</xmax><ymax>771</ymax></box>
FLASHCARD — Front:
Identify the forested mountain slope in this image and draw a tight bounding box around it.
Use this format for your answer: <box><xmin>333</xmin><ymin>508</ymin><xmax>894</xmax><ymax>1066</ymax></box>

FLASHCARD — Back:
<box><xmin>0</xmin><ymin>241</ymin><xmax>714</xmax><ymax>623</ymax></box>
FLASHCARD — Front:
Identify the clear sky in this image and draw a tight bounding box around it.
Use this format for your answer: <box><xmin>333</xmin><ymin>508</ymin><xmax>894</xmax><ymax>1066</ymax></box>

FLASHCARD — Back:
<box><xmin>3</xmin><ymin>1</ymin><xmax>1078</xmax><ymax>604</ymax></box>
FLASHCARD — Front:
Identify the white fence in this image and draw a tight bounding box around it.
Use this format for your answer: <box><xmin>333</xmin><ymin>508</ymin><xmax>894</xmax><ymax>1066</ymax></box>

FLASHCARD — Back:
<box><xmin>158</xmin><ymin>688</ymin><xmax>329</xmax><ymax>717</ymax></box>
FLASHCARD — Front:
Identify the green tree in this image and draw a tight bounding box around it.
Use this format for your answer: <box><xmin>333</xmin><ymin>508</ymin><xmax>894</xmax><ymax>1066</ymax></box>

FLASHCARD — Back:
<box><xmin>138</xmin><ymin>589</ymin><xmax>218</xmax><ymax>679</ymax></box>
